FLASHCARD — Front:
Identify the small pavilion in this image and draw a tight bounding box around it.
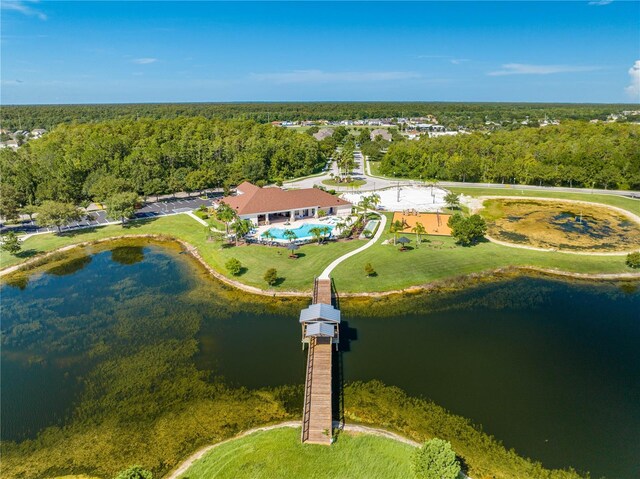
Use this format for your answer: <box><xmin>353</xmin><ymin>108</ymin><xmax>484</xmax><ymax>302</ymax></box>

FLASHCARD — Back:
<box><xmin>299</xmin><ymin>303</ymin><xmax>340</xmax><ymax>349</ymax></box>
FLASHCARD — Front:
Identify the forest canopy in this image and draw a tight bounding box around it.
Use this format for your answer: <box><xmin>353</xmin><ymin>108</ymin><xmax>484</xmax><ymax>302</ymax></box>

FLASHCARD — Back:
<box><xmin>379</xmin><ymin>122</ymin><xmax>640</xmax><ymax>190</ymax></box>
<box><xmin>0</xmin><ymin>117</ymin><xmax>326</xmax><ymax>205</ymax></box>
<box><xmin>2</xmin><ymin>102</ymin><xmax>638</xmax><ymax>131</ymax></box>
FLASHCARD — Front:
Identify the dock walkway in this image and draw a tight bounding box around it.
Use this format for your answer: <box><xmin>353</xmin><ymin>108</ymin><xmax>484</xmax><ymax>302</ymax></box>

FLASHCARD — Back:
<box><xmin>301</xmin><ymin>278</ymin><xmax>335</xmax><ymax>445</ymax></box>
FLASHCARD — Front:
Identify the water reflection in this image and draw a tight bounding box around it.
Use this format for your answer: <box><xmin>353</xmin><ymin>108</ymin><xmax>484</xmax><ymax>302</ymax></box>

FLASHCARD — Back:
<box><xmin>46</xmin><ymin>255</ymin><xmax>92</xmax><ymax>276</ymax></box>
<box><xmin>111</xmin><ymin>246</ymin><xmax>145</xmax><ymax>266</ymax></box>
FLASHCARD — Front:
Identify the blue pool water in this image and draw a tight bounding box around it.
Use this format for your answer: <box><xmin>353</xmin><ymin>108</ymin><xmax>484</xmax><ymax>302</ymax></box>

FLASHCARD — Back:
<box><xmin>265</xmin><ymin>223</ymin><xmax>334</xmax><ymax>240</ymax></box>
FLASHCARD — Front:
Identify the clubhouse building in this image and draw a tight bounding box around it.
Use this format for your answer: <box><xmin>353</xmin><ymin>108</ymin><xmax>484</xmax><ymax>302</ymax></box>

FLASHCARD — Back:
<box><xmin>221</xmin><ymin>181</ymin><xmax>352</xmax><ymax>226</ymax></box>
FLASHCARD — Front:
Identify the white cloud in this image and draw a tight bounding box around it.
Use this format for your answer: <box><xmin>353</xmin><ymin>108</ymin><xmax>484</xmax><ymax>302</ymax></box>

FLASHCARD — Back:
<box><xmin>588</xmin><ymin>0</ymin><xmax>613</xmax><ymax>6</ymax></box>
<box><xmin>251</xmin><ymin>69</ymin><xmax>420</xmax><ymax>84</ymax></box>
<box><xmin>132</xmin><ymin>58</ymin><xmax>158</xmax><ymax>65</ymax></box>
<box><xmin>450</xmin><ymin>59</ymin><xmax>470</xmax><ymax>65</ymax></box>
<box><xmin>488</xmin><ymin>63</ymin><xmax>600</xmax><ymax>76</ymax></box>
<box><xmin>1</xmin><ymin>1</ymin><xmax>47</xmax><ymax>20</ymax></box>
<box><xmin>625</xmin><ymin>60</ymin><xmax>640</xmax><ymax>100</ymax></box>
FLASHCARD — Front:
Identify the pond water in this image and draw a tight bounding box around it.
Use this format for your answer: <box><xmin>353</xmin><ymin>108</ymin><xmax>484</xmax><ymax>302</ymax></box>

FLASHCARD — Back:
<box><xmin>1</xmin><ymin>242</ymin><xmax>639</xmax><ymax>478</ymax></box>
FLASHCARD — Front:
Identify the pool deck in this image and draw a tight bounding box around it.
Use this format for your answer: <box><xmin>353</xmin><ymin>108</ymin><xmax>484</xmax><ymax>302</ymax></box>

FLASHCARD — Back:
<box><xmin>251</xmin><ymin>216</ymin><xmax>346</xmax><ymax>243</ymax></box>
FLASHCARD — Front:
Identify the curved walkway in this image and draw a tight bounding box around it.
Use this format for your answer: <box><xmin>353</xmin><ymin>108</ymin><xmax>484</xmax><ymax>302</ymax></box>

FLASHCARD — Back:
<box><xmin>165</xmin><ymin>421</ymin><xmax>420</xmax><ymax>479</ymax></box>
<box><xmin>485</xmin><ymin>235</ymin><xmax>636</xmax><ymax>256</ymax></box>
<box><xmin>319</xmin><ymin>212</ymin><xmax>387</xmax><ymax>279</ymax></box>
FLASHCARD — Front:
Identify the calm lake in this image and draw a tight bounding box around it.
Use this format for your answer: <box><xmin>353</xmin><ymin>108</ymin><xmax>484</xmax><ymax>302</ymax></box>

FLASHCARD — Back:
<box><xmin>1</xmin><ymin>242</ymin><xmax>639</xmax><ymax>478</ymax></box>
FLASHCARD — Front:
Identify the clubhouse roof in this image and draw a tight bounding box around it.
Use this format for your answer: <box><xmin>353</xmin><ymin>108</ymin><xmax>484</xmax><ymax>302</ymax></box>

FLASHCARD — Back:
<box><xmin>221</xmin><ymin>181</ymin><xmax>352</xmax><ymax>218</ymax></box>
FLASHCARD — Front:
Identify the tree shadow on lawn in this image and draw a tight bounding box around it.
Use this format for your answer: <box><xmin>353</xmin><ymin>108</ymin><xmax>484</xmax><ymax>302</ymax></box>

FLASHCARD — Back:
<box><xmin>456</xmin><ymin>237</ymin><xmax>490</xmax><ymax>248</ymax></box>
<box><xmin>232</xmin><ymin>267</ymin><xmax>248</xmax><ymax>277</ymax></box>
<box><xmin>14</xmin><ymin>249</ymin><xmax>38</xmax><ymax>260</ymax></box>
<box><xmin>122</xmin><ymin>217</ymin><xmax>159</xmax><ymax>230</ymax></box>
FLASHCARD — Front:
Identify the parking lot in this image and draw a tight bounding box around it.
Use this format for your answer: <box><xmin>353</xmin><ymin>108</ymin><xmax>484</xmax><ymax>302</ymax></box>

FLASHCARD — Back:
<box><xmin>0</xmin><ymin>194</ymin><xmax>221</xmax><ymax>236</ymax></box>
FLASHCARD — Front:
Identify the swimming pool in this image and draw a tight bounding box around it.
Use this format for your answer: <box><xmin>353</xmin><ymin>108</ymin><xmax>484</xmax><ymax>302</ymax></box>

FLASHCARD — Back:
<box><xmin>265</xmin><ymin>223</ymin><xmax>334</xmax><ymax>240</ymax></box>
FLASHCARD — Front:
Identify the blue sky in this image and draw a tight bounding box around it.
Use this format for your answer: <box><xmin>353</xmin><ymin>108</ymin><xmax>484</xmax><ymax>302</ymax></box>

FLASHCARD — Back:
<box><xmin>1</xmin><ymin>1</ymin><xmax>639</xmax><ymax>104</ymax></box>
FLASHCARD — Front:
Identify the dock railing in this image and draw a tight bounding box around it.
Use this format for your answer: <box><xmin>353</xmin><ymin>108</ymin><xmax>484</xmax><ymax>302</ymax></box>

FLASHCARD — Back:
<box><xmin>301</xmin><ymin>337</ymin><xmax>316</xmax><ymax>443</ymax></box>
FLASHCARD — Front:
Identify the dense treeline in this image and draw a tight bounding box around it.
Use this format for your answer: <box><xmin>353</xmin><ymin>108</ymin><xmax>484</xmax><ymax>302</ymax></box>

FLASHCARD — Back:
<box><xmin>380</xmin><ymin>122</ymin><xmax>640</xmax><ymax>189</ymax></box>
<box><xmin>2</xmin><ymin>102</ymin><xmax>637</xmax><ymax>131</ymax></box>
<box><xmin>0</xmin><ymin>117</ymin><xmax>325</xmax><ymax>206</ymax></box>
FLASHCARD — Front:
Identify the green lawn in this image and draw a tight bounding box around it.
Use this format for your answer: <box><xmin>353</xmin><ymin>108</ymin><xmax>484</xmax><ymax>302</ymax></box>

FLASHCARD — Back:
<box><xmin>179</xmin><ymin>427</ymin><xmax>414</xmax><ymax>479</ymax></box>
<box><xmin>449</xmin><ymin>186</ymin><xmax>640</xmax><ymax>215</ymax></box>
<box><xmin>0</xmin><ymin>214</ymin><xmax>365</xmax><ymax>292</ymax></box>
<box><xmin>322</xmin><ymin>178</ymin><xmax>366</xmax><ymax>188</ymax></box>
<box><xmin>3</xmin><ymin>196</ymin><xmax>637</xmax><ymax>293</ymax></box>
<box><xmin>331</xmin><ymin>214</ymin><xmax>632</xmax><ymax>292</ymax></box>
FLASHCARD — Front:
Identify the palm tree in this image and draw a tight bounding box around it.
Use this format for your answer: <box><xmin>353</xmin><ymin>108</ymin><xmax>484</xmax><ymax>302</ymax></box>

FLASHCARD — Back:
<box><xmin>358</xmin><ymin>196</ymin><xmax>372</xmax><ymax>219</ymax></box>
<box><xmin>368</xmin><ymin>193</ymin><xmax>381</xmax><ymax>211</ymax></box>
<box><xmin>283</xmin><ymin>229</ymin><xmax>297</xmax><ymax>243</ymax></box>
<box><xmin>334</xmin><ymin>218</ymin><xmax>351</xmax><ymax>238</ymax></box>
<box><xmin>261</xmin><ymin>230</ymin><xmax>275</xmax><ymax>244</ymax></box>
<box><xmin>231</xmin><ymin>219</ymin><xmax>251</xmax><ymax>246</ymax></box>
<box><xmin>216</xmin><ymin>203</ymin><xmax>236</xmax><ymax>235</ymax></box>
<box><xmin>320</xmin><ymin>226</ymin><xmax>331</xmax><ymax>241</ymax></box>
<box><xmin>444</xmin><ymin>192</ymin><xmax>461</xmax><ymax>210</ymax></box>
<box><xmin>390</xmin><ymin>219</ymin><xmax>405</xmax><ymax>244</ymax></box>
<box><xmin>309</xmin><ymin>226</ymin><xmax>323</xmax><ymax>244</ymax></box>
<box><xmin>411</xmin><ymin>222</ymin><xmax>426</xmax><ymax>247</ymax></box>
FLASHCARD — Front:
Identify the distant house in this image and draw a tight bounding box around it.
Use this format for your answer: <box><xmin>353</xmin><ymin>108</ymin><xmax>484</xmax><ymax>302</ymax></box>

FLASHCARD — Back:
<box><xmin>220</xmin><ymin>181</ymin><xmax>352</xmax><ymax>226</ymax></box>
<box><xmin>313</xmin><ymin>128</ymin><xmax>334</xmax><ymax>141</ymax></box>
<box><xmin>31</xmin><ymin>129</ymin><xmax>47</xmax><ymax>139</ymax></box>
<box><xmin>370</xmin><ymin>128</ymin><xmax>392</xmax><ymax>141</ymax></box>
<box><xmin>0</xmin><ymin>140</ymin><xmax>19</xmax><ymax>149</ymax></box>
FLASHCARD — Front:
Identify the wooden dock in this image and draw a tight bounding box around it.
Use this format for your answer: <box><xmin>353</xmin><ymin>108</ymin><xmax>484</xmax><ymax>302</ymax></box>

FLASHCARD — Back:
<box><xmin>301</xmin><ymin>336</ymin><xmax>333</xmax><ymax>444</ymax></box>
<box><xmin>314</xmin><ymin>278</ymin><xmax>332</xmax><ymax>305</ymax></box>
<box><xmin>301</xmin><ymin>278</ymin><xmax>336</xmax><ymax>445</ymax></box>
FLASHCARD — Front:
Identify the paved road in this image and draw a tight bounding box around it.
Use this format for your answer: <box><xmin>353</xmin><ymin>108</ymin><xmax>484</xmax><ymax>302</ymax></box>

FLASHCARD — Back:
<box><xmin>1</xmin><ymin>193</ymin><xmax>221</xmax><ymax>236</ymax></box>
<box><xmin>285</xmin><ymin>150</ymin><xmax>640</xmax><ymax>201</ymax></box>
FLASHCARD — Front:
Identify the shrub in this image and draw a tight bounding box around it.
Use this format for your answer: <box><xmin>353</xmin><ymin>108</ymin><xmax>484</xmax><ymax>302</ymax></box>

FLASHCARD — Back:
<box><xmin>264</xmin><ymin>268</ymin><xmax>278</xmax><ymax>286</ymax></box>
<box><xmin>1</xmin><ymin>231</ymin><xmax>21</xmax><ymax>255</ymax></box>
<box><xmin>412</xmin><ymin>438</ymin><xmax>460</xmax><ymax>479</ymax></box>
<box><xmin>364</xmin><ymin>263</ymin><xmax>375</xmax><ymax>277</ymax></box>
<box><xmin>447</xmin><ymin>213</ymin><xmax>487</xmax><ymax>246</ymax></box>
<box><xmin>626</xmin><ymin>251</ymin><xmax>640</xmax><ymax>268</ymax></box>
<box><xmin>225</xmin><ymin>258</ymin><xmax>242</xmax><ymax>276</ymax></box>
<box><xmin>114</xmin><ymin>465</ymin><xmax>153</xmax><ymax>479</ymax></box>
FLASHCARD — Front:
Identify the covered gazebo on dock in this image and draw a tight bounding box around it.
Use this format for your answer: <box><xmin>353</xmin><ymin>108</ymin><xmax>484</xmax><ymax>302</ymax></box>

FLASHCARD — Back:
<box><xmin>299</xmin><ymin>303</ymin><xmax>340</xmax><ymax>349</ymax></box>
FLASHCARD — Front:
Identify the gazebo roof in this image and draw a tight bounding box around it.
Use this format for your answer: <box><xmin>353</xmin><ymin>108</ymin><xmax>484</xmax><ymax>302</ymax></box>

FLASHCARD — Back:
<box><xmin>305</xmin><ymin>321</ymin><xmax>336</xmax><ymax>338</ymax></box>
<box><xmin>299</xmin><ymin>303</ymin><xmax>341</xmax><ymax>323</ymax></box>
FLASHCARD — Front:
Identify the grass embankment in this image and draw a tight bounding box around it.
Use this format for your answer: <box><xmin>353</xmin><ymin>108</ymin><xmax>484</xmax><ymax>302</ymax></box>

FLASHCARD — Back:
<box><xmin>0</xmin><ymin>214</ymin><xmax>365</xmax><ymax>291</ymax></box>
<box><xmin>331</xmin><ymin>212</ymin><xmax>633</xmax><ymax>293</ymax></box>
<box><xmin>179</xmin><ymin>427</ymin><xmax>414</xmax><ymax>479</ymax></box>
